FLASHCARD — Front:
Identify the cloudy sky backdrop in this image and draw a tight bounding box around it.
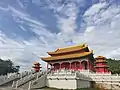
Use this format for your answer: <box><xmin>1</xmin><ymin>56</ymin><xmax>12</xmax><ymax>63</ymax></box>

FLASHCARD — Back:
<box><xmin>0</xmin><ymin>0</ymin><xmax>120</xmax><ymax>71</ymax></box>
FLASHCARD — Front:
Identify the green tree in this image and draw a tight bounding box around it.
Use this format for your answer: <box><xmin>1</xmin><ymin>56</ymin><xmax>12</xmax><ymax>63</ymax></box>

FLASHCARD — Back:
<box><xmin>0</xmin><ymin>59</ymin><xmax>20</xmax><ymax>75</ymax></box>
<box><xmin>107</xmin><ymin>58</ymin><xmax>120</xmax><ymax>74</ymax></box>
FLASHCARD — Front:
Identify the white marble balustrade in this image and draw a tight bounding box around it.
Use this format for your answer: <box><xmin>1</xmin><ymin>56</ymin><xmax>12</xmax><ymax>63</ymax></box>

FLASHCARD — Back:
<box><xmin>15</xmin><ymin>71</ymin><xmax>44</xmax><ymax>88</ymax></box>
<box><xmin>0</xmin><ymin>71</ymin><xmax>29</xmax><ymax>86</ymax></box>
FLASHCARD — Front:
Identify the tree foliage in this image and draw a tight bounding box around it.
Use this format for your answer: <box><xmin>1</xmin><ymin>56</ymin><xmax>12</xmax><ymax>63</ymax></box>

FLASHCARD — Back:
<box><xmin>107</xmin><ymin>58</ymin><xmax>120</xmax><ymax>74</ymax></box>
<box><xmin>0</xmin><ymin>59</ymin><xmax>20</xmax><ymax>75</ymax></box>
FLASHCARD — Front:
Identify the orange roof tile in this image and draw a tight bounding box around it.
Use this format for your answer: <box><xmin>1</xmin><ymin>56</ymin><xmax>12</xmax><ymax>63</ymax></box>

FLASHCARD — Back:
<box><xmin>48</xmin><ymin>44</ymin><xmax>88</xmax><ymax>55</ymax></box>
<box><xmin>41</xmin><ymin>50</ymin><xmax>93</xmax><ymax>62</ymax></box>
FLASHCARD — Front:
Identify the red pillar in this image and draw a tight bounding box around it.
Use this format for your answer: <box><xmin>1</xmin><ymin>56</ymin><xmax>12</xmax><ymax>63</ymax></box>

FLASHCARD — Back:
<box><xmin>87</xmin><ymin>60</ymin><xmax>90</xmax><ymax>70</ymax></box>
<box><xmin>60</xmin><ymin>63</ymin><xmax>61</xmax><ymax>70</ymax></box>
<box><xmin>70</xmin><ymin>62</ymin><xmax>71</xmax><ymax>70</ymax></box>
<box><xmin>79</xmin><ymin>62</ymin><xmax>82</xmax><ymax>71</ymax></box>
<box><xmin>47</xmin><ymin>63</ymin><xmax>48</xmax><ymax>72</ymax></box>
<box><xmin>75</xmin><ymin>62</ymin><xmax>76</xmax><ymax>71</ymax></box>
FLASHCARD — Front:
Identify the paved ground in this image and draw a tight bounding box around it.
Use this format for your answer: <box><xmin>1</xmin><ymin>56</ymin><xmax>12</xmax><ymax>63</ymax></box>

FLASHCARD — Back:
<box><xmin>0</xmin><ymin>87</ymin><xmax>59</xmax><ymax>90</ymax></box>
<box><xmin>0</xmin><ymin>87</ymin><xmax>26</xmax><ymax>90</ymax></box>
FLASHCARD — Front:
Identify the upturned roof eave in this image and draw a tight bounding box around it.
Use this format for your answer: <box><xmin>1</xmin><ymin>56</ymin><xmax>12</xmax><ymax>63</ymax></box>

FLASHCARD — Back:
<box><xmin>41</xmin><ymin>51</ymin><xmax>93</xmax><ymax>62</ymax></box>
<box><xmin>47</xmin><ymin>46</ymin><xmax>88</xmax><ymax>55</ymax></box>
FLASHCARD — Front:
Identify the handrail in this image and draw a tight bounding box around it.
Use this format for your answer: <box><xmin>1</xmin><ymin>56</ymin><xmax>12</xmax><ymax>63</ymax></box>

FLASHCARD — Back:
<box><xmin>16</xmin><ymin>71</ymin><xmax>44</xmax><ymax>88</ymax></box>
<box><xmin>0</xmin><ymin>71</ymin><xmax>28</xmax><ymax>86</ymax></box>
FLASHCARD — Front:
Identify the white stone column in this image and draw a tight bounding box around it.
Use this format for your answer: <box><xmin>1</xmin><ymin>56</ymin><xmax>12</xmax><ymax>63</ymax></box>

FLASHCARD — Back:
<box><xmin>28</xmin><ymin>81</ymin><xmax>32</xmax><ymax>90</ymax></box>
<box><xmin>50</xmin><ymin>63</ymin><xmax>53</xmax><ymax>71</ymax></box>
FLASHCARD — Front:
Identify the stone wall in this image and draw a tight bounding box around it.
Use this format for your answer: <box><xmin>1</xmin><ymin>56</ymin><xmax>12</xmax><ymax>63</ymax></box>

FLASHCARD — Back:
<box><xmin>46</xmin><ymin>79</ymin><xmax>76</xmax><ymax>89</ymax></box>
<box><xmin>31</xmin><ymin>74</ymin><xmax>46</xmax><ymax>89</ymax></box>
<box><xmin>77</xmin><ymin>80</ymin><xmax>90</xmax><ymax>88</ymax></box>
<box><xmin>46</xmin><ymin>70</ymin><xmax>91</xmax><ymax>89</ymax></box>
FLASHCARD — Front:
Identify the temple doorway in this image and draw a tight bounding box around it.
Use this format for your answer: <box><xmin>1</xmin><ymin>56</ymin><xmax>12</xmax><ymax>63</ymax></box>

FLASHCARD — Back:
<box><xmin>81</xmin><ymin>61</ymin><xmax>88</xmax><ymax>70</ymax></box>
<box><xmin>61</xmin><ymin>62</ymin><xmax>70</xmax><ymax>70</ymax></box>
<box><xmin>71</xmin><ymin>61</ymin><xmax>80</xmax><ymax>70</ymax></box>
<box><xmin>53</xmin><ymin>63</ymin><xmax>60</xmax><ymax>70</ymax></box>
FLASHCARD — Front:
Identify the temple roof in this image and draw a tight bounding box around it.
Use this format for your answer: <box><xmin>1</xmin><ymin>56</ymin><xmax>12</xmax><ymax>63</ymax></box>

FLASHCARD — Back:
<box><xmin>47</xmin><ymin>44</ymin><xmax>88</xmax><ymax>55</ymax></box>
<box><xmin>95</xmin><ymin>56</ymin><xmax>106</xmax><ymax>59</ymax></box>
<box><xmin>95</xmin><ymin>65</ymin><xmax>109</xmax><ymax>68</ymax></box>
<box><xmin>95</xmin><ymin>60</ymin><xmax>107</xmax><ymax>63</ymax></box>
<box><xmin>41</xmin><ymin>50</ymin><xmax>93</xmax><ymax>62</ymax></box>
<box><xmin>33</xmin><ymin>62</ymin><xmax>41</xmax><ymax>65</ymax></box>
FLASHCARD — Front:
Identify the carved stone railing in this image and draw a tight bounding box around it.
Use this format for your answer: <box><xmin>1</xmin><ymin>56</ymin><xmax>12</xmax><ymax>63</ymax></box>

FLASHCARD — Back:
<box><xmin>15</xmin><ymin>71</ymin><xmax>44</xmax><ymax>88</ymax></box>
<box><xmin>0</xmin><ymin>71</ymin><xmax>29</xmax><ymax>86</ymax></box>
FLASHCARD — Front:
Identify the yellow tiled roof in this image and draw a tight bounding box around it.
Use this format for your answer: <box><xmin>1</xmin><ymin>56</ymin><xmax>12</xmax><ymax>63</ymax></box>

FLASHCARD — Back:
<box><xmin>41</xmin><ymin>51</ymin><xmax>93</xmax><ymax>62</ymax></box>
<box><xmin>48</xmin><ymin>44</ymin><xmax>88</xmax><ymax>55</ymax></box>
<box><xmin>95</xmin><ymin>60</ymin><xmax>107</xmax><ymax>63</ymax></box>
<box><xmin>95</xmin><ymin>56</ymin><xmax>106</xmax><ymax>59</ymax></box>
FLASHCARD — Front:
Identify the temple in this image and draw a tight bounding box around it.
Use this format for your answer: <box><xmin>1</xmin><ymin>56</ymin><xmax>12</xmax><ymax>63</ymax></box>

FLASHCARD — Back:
<box><xmin>1</xmin><ymin>44</ymin><xmax>116</xmax><ymax>90</ymax></box>
<box><xmin>41</xmin><ymin>44</ymin><xmax>95</xmax><ymax>72</ymax></box>
<box><xmin>32</xmin><ymin>62</ymin><xmax>41</xmax><ymax>72</ymax></box>
<box><xmin>41</xmin><ymin>44</ymin><xmax>110</xmax><ymax>73</ymax></box>
<box><xmin>95</xmin><ymin>56</ymin><xmax>109</xmax><ymax>73</ymax></box>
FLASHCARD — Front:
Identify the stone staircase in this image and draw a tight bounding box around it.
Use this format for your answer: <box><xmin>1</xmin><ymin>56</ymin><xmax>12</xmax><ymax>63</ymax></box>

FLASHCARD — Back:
<box><xmin>0</xmin><ymin>71</ymin><xmax>29</xmax><ymax>87</ymax></box>
<box><xmin>12</xmin><ymin>71</ymin><xmax>47</xmax><ymax>90</ymax></box>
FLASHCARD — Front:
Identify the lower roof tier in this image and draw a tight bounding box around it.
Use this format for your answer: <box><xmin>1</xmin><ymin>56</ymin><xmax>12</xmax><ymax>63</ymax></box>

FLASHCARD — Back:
<box><xmin>41</xmin><ymin>51</ymin><xmax>93</xmax><ymax>62</ymax></box>
<box><xmin>95</xmin><ymin>65</ymin><xmax>109</xmax><ymax>68</ymax></box>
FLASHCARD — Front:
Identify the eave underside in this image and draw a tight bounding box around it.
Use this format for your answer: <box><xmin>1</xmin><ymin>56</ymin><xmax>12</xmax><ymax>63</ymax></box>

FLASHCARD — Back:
<box><xmin>41</xmin><ymin>51</ymin><xmax>93</xmax><ymax>62</ymax></box>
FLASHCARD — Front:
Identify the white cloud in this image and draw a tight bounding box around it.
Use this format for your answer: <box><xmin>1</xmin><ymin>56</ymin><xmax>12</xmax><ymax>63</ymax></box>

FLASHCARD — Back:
<box><xmin>17</xmin><ymin>0</ymin><xmax>24</xmax><ymax>9</ymax></box>
<box><xmin>56</xmin><ymin>2</ymin><xmax>78</xmax><ymax>34</ymax></box>
<box><xmin>0</xmin><ymin>6</ymin><xmax>8</xmax><ymax>11</ymax></box>
<box><xmin>84</xmin><ymin>2</ymin><xmax>107</xmax><ymax>16</ymax></box>
<box><xmin>78</xmin><ymin>1</ymin><xmax>120</xmax><ymax>59</ymax></box>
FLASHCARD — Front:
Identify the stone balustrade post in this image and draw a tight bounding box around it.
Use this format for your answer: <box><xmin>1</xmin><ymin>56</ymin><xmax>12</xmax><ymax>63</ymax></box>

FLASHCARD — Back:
<box><xmin>28</xmin><ymin>81</ymin><xmax>32</xmax><ymax>90</ymax></box>
<box><xmin>15</xmin><ymin>81</ymin><xmax>18</xmax><ymax>89</ymax></box>
<box><xmin>12</xmin><ymin>81</ymin><xmax>15</xmax><ymax>88</ymax></box>
<box><xmin>36</xmin><ymin>72</ymin><xmax>39</xmax><ymax>80</ymax></box>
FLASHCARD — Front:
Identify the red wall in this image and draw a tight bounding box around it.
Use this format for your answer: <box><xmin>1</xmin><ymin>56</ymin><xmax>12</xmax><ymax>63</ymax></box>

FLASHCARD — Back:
<box><xmin>96</xmin><ymin>68</ymin><xmax>109</xmax><ymax>73</ymax></box>
<box><xmin>50</xmin><ymin>58</ymin><xmax>94</xmax><ymax>71</ymax></box>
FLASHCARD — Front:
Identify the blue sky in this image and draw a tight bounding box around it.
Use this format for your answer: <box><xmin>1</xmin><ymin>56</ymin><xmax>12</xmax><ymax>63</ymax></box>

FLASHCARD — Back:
<box><xmin>0</xmin><ymin>0</ymin><xmax>120</xmax><ymax>71</ymax></box>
